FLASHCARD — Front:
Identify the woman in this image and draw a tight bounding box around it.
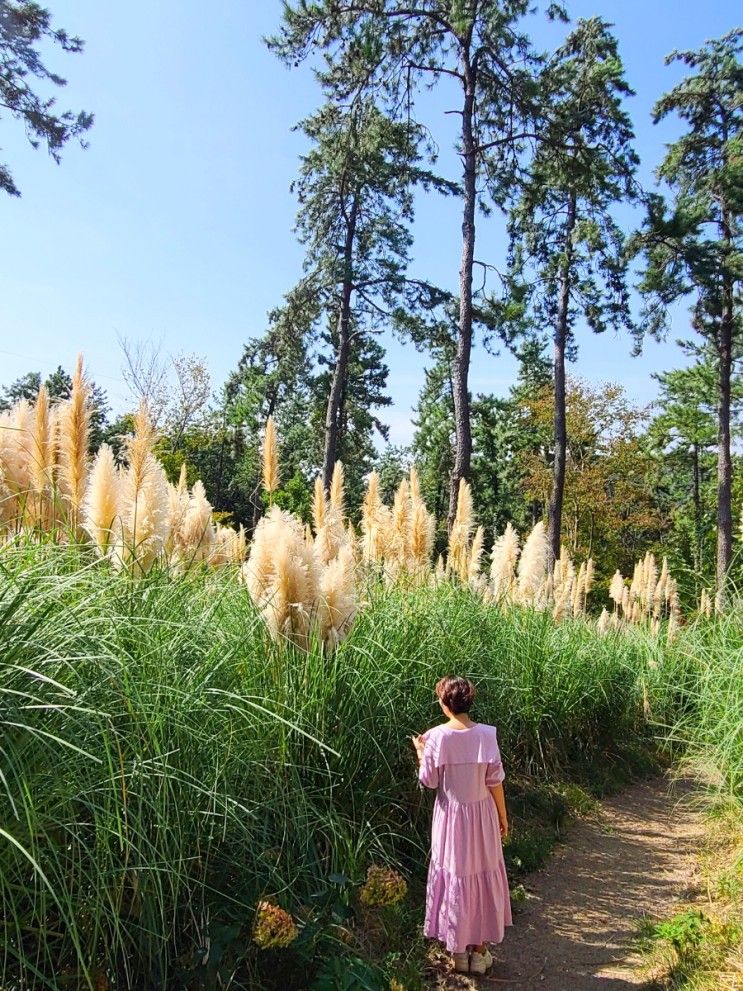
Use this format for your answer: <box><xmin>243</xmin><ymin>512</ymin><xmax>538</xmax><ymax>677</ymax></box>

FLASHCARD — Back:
<box><xmin>412</xmin><ymin>675</ymin><xmax>511</xmax><ymax>975</ymax></box>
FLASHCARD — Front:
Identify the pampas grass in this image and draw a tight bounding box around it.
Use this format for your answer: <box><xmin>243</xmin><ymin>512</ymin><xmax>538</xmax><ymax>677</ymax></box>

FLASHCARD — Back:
<box><xmin>312</xmin><ymin>475</ymin><xmax>326</xmax><ymax>534</ymax></box>
<box><xmin>57</xmin><ymin>356</ymin><xmax>91</xmax><ymax>532</ymax></box>
<box><xmin>490</xmin><ymin>523</ymin><xmax>520</xmax><ymax>604</ymax></box>
<box><xmin>262</xmin><ymin>416</ymin><xmax>279</xmax><ymax>495</ymax></box>
<box><xmin>409</xmin><ymin>500</ymin><xmax>435</xmax><ymax>578</ymax></box>
<box><xmin>448</xmin><ymin>479</ymin><xmax>474</xmax><ymax>582</ymax></box>
<box><xmin>111</xmin><ymin>405</ymin><xmax>171</xmax><ymax>575</ymax></box>
<box><xmin>317</xmin><ymin>543</ymin><xmax>358</xmax><ymax>651</ymax></box>
<box><xmin>178</xmin><ymin>480</ymin><xmax>215</xmax><ymax>566</ymax></box>
<box><xmin>517</xmin><ymin>521</ymin><xmax>548</xmax><ymax>608</ymax></box>
<box><xmin>242</xmin><ymin>505</ymin><xmax>318</xmax><ymax>651</ymax></box>
<box><xmin>0</xmin><ymin>377</ymin><xmax>708</xmax><ymax>652</ymax></box>
<box><xmin>329</xmin><ymin>461</ymin><xmax>345</xmax><ymax>515</ymax></box>
<box><xmin>360</xmin><ymin>471</ymin><xmax>390</xmax><ymax>566</ymax></box>
<box><xmin>386</xmin><ymin>478</ymin><xmax>412</xmax><ymax>577</ymax></box>
<box><xmin>0</xmin><ymin>399</ymin><xmax>33</xmax><ymax>527</ymax></box>
<box><xmin>82</xmin><ymin>444</ymin><xmax>120</xmax><ymax>556</ymax></box>
<box><xmin>29</xmin><ymin>384</ymin><xmax>54</xmax><ymax>529</ymax></box>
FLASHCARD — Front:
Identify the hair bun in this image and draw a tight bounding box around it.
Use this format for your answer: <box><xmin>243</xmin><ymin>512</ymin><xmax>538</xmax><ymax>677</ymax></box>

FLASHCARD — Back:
<box><xmin>435</xmin><ymin>675</ymin><xmax>476</xmax><ymax>715</ymax></box>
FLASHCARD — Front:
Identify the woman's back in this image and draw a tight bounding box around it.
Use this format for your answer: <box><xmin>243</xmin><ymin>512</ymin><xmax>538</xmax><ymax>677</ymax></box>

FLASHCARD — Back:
<box><xmin>419</xmin><ymin>722</ymin><xmax>505</xmax><ymax>800</ymax></box>
<box><xmin>418</xmin><ymin>719</ymin><xmax>511</xmax><ymax>955</ymax></box>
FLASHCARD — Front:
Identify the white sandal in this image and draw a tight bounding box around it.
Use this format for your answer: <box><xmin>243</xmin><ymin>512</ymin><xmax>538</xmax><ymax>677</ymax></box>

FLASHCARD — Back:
<box><xmin>453</xmin><ymin>952</ymin><xmax>470</xmax><ymax>973</ymax></box>
<box><xmin>469</xmin><ymin>951</ymin><xmax>488</xmax><ymax>975</ymax></box>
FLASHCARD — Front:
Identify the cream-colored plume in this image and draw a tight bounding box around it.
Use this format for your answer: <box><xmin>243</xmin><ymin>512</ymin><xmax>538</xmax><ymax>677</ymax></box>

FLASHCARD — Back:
<box><xmin>490</xmin><ymin>523</ymin><xmax>520</xmax><ymax>604</ymax></box>
<box><xmin>516</xmin><ymin>521</ymin><xmax>548</xmax><ymax>608</ymax></box>
<box><xmin>448</xmin><ymin>479</ymin><xmax>474</xmax><ymax>581</ymax></box>
<box><xmin>57</xmin><ymin>356</ymin><xmax>91</xmax><ymax>531</ymax></box>
<box><xmin>262</xmin><ymin>416</ymin><xmax>279</xmax><ymax>495</ymax></box>
<box><xmin>82</xmin><ymin>444</ymin><xmax>120</xmax><ymax>556</ymax></box>
<box><xmin>241</xmin><ymin>505</ymin><xmax>319</xmax><ymax>651</ymax></box>
<box><xmin>317</xmin><ymin>543</ymin><xmax>357</xmax><ymax>652</ymax></box>
<box><xmin>360</xmin><ymin>471</ymin><xmax>390</xmax><ymax>565</ymax></box>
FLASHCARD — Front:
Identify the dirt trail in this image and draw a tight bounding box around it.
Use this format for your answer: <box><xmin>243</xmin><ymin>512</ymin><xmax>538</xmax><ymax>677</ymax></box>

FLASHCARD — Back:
<box><xmin>436</xmin><ymin>775</ymin><xmax>705</xmax><ymax>990</ymax></box>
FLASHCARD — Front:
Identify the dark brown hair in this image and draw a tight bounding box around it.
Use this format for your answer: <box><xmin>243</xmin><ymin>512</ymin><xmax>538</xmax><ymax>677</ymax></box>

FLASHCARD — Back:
<box><xmin>435</xmin><ymin>675</ymin><xmax>476</xmax><ymax>715</ymax></box>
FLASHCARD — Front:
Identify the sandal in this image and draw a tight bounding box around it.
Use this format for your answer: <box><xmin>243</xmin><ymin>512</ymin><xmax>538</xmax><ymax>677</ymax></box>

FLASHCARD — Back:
<box><xmin>469</xmin><ymin>951</ymin><xmax>488</xmax><ymax>975</ymax></box>
<box><xmin>453</xmin><ymin>952</ymin><xmax>470</xmax><ymax>973</ymax></box>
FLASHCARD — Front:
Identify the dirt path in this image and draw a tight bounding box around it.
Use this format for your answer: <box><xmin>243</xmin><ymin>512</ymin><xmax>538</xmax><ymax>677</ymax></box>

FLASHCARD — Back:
<box><xmin>434</xmin><ymin>775</ymin><xmax>705</xmax><ymax>990</ymax></box>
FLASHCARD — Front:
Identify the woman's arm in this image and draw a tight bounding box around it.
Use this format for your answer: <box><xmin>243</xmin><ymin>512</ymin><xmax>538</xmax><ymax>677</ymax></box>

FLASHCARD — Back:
<box><xmin>489</xmin><ymin>783</ymin><xmax>509</xmax><ymax>839</ymax></box>
<box><xmin>412</xmin><ymin>734</ymin><xmax>439</xmax><ymax>789</ymax></box>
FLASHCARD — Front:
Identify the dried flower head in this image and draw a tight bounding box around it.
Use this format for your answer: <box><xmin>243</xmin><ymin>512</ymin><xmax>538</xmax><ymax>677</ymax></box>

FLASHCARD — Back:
<box><xmin>82</xmin><ymin>444</ymin><xmax>120</xmax><ymax>556</ymax></box>
<box><xmin>252</xmin><ymin>900</ymin><xmax>298</xmax><ymax>950</ymax></box>
<box><xmin>359</xmin><ymin>865</ymin><xmax>407</xmax><ymax>908</ymax></box>
<box><xmin>360</xmin><ymin>470</ymin><xmax>390</xmax><ymax>565</ymax></box>
<box><xmin>609</xmin><ymin>570</ymin><xmax>625</xmax><ymax>606</ymax></box>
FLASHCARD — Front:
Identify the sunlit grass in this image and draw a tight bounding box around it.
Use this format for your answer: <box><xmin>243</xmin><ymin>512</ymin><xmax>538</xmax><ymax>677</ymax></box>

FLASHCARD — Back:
<box><xmin>0</xmin><ymin>541</ymin><xmax>740</xmax><ymax>988</ymax></box>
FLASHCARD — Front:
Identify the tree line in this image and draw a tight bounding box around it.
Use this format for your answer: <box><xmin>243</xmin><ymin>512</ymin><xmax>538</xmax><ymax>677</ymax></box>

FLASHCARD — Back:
<box><xmin>1</xmin><ymin>2</ymin><xmax>742</xmax><ymax>602</ymax></box>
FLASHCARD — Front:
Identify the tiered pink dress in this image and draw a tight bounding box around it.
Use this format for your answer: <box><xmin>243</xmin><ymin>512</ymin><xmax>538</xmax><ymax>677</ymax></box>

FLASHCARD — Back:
<box><xmin>419</xmin><ymin>722</ymin><xmax>512</xmax><ymax>953</ymax></box>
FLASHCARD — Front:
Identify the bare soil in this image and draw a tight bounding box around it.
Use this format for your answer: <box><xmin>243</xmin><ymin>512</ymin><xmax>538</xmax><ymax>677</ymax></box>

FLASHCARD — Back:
<box><xmin>430</xmin><ymin>774</ymin><xmax>705</xmax><ymax>990</ymax></box>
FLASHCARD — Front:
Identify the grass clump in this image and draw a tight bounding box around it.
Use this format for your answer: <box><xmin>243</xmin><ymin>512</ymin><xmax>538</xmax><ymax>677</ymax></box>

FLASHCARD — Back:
<box><xmin>0</xmin><ymin>542</ymin><xmax>665</xmax><ymax>989</ymax></box>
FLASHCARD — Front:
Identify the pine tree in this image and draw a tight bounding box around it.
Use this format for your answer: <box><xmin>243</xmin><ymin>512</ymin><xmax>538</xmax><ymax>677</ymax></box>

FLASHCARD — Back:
<box><xmin>269</xmin><ymin>0</ymin><xmax>563</xmax><ymax>526</ymax></box>
<box><xmin>0</xmin><ymin>1</ymin><xmax>93</xmax><ymax>196</ymax></box>
<box><xmin>633</xmin><ymin>29</ymin><xmax>743</xmax><ymax>605</ymax></box>
<box><xmin>0</xmin><ymin>364</ymin><xmax>109</xmax><ymax>448</ymax></box>
<box><xmin>648</xmin><ymin>348</ymin><xmax>743</xmax><ymax>576</ymax></box>
<box><xmin>290</xmin><ymin>99</ymin><xmax>444</xmax><ymax>491</ymax></box>
<box><xmin>506</xmin><ymin>18</ymin><xmax>639</xmax><ymax>566</ymax></box>
<box><xmin>224</xmin><ymin>296</ymin><xmax>315</xmax><ymax>526</ymax></box>
<box><xmin>312</xmin><ymin>317</ymin><xmax>393</xmax><ymax>512</ymax></box>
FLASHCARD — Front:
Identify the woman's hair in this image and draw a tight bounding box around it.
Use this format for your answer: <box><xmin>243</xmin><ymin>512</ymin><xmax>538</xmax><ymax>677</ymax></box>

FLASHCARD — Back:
<box><xmin>435</xmin><ymin>675</ymin><xmax>476</xmax><ymax>715</ymax></box>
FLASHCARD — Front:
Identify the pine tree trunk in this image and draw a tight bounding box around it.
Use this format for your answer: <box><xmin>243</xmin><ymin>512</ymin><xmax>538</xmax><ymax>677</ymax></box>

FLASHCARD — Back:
<box><xmin>691</xmin><ymin>442</ymin><xmax>702</xmax><ymax>573</ymax></box>
<box><xmin>547</xmin><ymin>190</ymin><xmax>577</xmax><ymax>568</ymax></box>
<box><xmin>448</xmin><ymin>71</ymin><xmax>476</xmax><ymax>529</ymax></box>
<box><xmin>322</xmin><ymin>199</ymin><xmax>358</xmax><ymax>490</ymax></box>
<box><xmin>715</xmin><ymin>290</ymin><xmax>734</xmax><ymax>609</ymax></box>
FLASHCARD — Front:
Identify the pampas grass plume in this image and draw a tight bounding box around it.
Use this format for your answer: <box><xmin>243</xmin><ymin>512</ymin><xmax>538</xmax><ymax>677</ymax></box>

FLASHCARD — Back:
<box><xmin>312</xmin><ymin>475</ymin><xmax>326</xmax><ymax>534</ymax></box>
<box><xmin>318</xmin><ymin>543</ymin><xmax>357</xmax><ymax>651</ymax></box>
<box><xmin>57</xmin><ymin>355</ymin><xmax>91</xmax><ymax>529</ymax></box>
<box><xmin>82</xmin><ymin>444</ymin><xmax>120</xmax><ymax>556</ymax></box>
<box><xmin>262</xmin><ymin>417</ymin><xmax>279</xmax><ymax>495</ymax></box>
<box><xmin>329</xmin><ymin>461</ymin><xmax>345</xmax><ymax>515</ymax></box>
<box><xmin>490</xmin><ymin>523</ymin><xmax>520</xmax><ymax>605</ymax></box>
<box><xmin>448</xmin><ymin>479</ymin><xmax>473</xmax><ymax>581</ymax></box>
<box><xmin>517</xmin><ymin>521</ymin><xmax>548</xmax><ymax>607</ymax></box>
<box><xmin>609</xmin><ymin>570</ymin><xmax>625</xmax><ymax>606</ymax></box>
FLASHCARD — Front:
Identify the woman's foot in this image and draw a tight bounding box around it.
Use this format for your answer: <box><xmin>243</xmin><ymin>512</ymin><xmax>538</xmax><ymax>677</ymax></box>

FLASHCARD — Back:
<box><xmin>468</xmin><ymin>951</ymin><xmax>489</xmax><ymax>975</ymax></box>
<box><xmin>481</xmin><ymin>945</ymin><xmax>493</xmax><ymax>969</ymax></box>
<box><xmin>452</xmin><ymin>952</ymin><xmax>470</xmax><ymax>973</ymax></box>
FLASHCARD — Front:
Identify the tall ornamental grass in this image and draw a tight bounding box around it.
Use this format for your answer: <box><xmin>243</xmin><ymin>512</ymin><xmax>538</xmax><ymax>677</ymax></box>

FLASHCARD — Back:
<box><xmin>0</xmin><ymin>540</ymin><xmax>716</xmax><ymax>989</ymax></box>
<box><xmin>654</xmin><ymin>609</ymin><xmax>743</xmax><ymax>811</ymax></box>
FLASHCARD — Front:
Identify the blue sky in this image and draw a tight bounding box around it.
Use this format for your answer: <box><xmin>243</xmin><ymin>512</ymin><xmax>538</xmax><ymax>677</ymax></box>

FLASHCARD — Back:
<box><xmin>0</xmin><ymin>1</ymin><xmax>740</xmax><ymax>445</ymax></box>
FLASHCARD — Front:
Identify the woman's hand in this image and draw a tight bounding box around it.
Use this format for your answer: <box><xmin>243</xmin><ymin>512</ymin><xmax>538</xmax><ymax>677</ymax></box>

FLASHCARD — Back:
<box><xmin>499</xmin><ymin>815</ymin><xmax>509</xmax><ymax>840</ymax></box>
<box><xmin>411</xmin><ymin>734</ymin><xmax>426</xmax><ymax>762</ymax></box>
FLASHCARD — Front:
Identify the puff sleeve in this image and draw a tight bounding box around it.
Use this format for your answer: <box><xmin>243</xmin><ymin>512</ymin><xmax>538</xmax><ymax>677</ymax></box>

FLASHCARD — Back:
<box><xmin>484</xmin><ymin>738</ymin><xmax>505</xmax><ymax>786</ymax></box>
<box><xmin>418</xmin><ymin>735</ymin><xmax>440</xmax><ymax>789</ymax></box>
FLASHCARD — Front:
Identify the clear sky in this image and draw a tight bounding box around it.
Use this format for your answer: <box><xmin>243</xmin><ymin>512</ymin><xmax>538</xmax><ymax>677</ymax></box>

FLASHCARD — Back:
<box><xmin>0</xmin><ymin>1</ymin><xmax>740</xmax><ymax>445</ymax></box>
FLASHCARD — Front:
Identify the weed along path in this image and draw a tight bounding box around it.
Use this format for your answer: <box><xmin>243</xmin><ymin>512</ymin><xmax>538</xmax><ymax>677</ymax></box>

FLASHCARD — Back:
<box><xmin>435</xmin><ymin>776</ymin><xmax>704</xmax><ymax>990</ymax></box>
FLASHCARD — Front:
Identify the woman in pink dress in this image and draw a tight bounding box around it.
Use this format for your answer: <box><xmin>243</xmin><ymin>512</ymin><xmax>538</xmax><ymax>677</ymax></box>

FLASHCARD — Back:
<box><xmin>412</xmin><ymin>676</ymin><xmax>511</xmax><ymax>976</ymax></box>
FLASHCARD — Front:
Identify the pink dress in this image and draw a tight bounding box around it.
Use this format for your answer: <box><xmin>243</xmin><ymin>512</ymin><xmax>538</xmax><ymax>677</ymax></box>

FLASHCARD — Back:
<box><xmin>419</xmin><ymin>722</ymin><xmax>512</xmax><ymax>953</ymax></box>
